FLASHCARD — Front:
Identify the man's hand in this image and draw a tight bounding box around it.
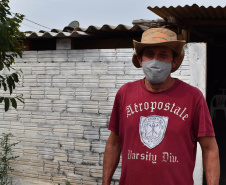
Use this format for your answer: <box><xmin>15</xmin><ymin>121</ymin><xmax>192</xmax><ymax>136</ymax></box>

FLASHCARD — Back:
<box><xmin>199</xmin><ymin>136</ymin><xmax>220</xmax><ymax>185</ymax></box>
<box><xmin>102</xmin><ymin>131</ymin><xmax>121</xmax><ymax>185</ymax></box>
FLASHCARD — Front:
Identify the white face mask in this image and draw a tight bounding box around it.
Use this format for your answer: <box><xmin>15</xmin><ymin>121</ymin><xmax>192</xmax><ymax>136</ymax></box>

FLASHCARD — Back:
<box><xmin>142</xmin><ymin>59</ymin><xmax>172</xmax><ymax>84</ymax></box>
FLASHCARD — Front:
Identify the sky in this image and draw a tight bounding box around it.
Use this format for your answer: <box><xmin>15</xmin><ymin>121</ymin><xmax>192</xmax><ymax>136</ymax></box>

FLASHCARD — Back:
<box><xmin>8</xmin><ymin>0</ymin><xmax>226</xmax><ymax>32</ymax></box>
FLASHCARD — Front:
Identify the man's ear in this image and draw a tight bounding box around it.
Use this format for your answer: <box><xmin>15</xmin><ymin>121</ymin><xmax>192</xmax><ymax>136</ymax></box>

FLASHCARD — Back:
<box><xmin>137</xmin><ymin>55</ymin><xmax>142</xmax><ymax>67</ymax></box>
<box><xmin>172</xmin><ymin>57</ymin><xmax>179</xmax><ymax>69</ymax></box>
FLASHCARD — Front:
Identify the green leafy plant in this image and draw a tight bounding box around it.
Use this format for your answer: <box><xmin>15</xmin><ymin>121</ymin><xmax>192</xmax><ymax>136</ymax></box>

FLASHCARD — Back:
<box><xmin>0</xmin><ymin>0</ymin><xmax>25</xmax><ymax>111</ymax></box>
<box><xmin>0</xmin><ymin>133</ymin><xmax>19</xmax><ymax>185</ymax></box>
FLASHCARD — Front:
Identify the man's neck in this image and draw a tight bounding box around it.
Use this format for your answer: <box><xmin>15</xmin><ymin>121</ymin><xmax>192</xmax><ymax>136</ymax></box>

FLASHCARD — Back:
<box><xmin>144</xmin><ymin>76</ymin><xmax>175</xmax><ymax>93</ymax></box>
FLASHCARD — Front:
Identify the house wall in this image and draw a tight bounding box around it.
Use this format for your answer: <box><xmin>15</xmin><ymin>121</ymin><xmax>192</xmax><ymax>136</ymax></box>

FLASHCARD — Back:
<box><xmin>0</xmin><ymin>45</ymin><xmax>205</xmax><ymax>185</ymax></box>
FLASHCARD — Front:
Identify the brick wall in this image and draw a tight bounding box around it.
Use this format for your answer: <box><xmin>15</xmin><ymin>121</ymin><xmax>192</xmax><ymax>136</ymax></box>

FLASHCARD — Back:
<box><xmin>0</xmin><ymin>48</ymin><xmax>190</xmax><ymax>185</ymax></box>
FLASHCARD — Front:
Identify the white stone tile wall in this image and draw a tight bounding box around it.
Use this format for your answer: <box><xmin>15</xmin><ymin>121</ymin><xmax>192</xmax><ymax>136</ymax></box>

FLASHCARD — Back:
<box><xmin>0</xmin><ymin>48</ymin><xmax>191</xmax><ymax>185</ymax></box>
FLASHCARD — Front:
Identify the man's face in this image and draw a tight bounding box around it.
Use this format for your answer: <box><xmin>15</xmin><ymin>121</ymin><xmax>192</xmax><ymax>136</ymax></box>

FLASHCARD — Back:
<box><xmin>138</xmin><ymin>46</ymin><xmax>177</xmax><ymax>68</ymax></box>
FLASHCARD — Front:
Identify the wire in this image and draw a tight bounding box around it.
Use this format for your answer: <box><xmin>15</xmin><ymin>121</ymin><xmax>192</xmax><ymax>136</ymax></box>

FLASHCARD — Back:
<box><xmin>20</xmin><ymin>22</ymin><xmax>40</xmax><ymax>31</ymax></box>
<box><xmin>11</xmin><ymin>12</ymin><xmax>52</xmax><ymax>30</ymax></box>
<box><xmin>23</xmin><ymin>17</ymin><xmax>51</xmax><ymax>30</ymax></box>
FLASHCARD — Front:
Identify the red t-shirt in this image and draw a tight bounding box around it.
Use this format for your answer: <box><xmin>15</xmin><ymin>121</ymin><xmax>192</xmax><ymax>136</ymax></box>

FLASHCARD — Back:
<box><xmin>108</xmin><ymin>78</ymin><xmax>215</xmax><ymax>185</ymax></box>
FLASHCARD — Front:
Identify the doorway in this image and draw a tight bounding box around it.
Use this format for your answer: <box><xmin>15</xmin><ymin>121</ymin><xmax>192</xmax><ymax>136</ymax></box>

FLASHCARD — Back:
<box><xmin>206</xmin><ymin>43</ymin><xmax>226</xmax><ymax>185</ymax></box>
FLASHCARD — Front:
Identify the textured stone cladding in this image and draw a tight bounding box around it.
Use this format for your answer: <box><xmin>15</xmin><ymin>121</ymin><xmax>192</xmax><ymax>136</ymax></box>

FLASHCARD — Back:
<box><xmin>0</xmin><ymin>48</ymin><xmax>190</xmax><ymax>185</ymax></box>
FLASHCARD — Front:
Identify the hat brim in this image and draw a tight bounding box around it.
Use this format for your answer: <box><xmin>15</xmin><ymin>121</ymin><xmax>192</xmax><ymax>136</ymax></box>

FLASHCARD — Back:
<box><xmin>132</xmin><ymin>40</ymin><xmax>186</xmax><ymax>73</ymax></box>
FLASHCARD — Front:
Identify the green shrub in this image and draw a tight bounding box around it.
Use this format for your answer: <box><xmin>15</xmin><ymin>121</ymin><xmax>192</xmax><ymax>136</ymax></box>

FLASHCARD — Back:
<box><xmin>0</xmin><ymin>133</ymin><xmax>19</xmax><ymax>185</ymax></box>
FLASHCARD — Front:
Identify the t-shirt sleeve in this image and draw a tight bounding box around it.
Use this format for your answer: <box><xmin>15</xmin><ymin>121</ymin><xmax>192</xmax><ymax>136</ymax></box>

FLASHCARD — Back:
<box><xmin>108</xmin><ymin>90</ymin><xmax>121</xmax><ymax>136</ymax></box>
<box><xmin>193</xmin><ymin>94</ymin><xmax>215</xmax><ymax>139</ymax></box>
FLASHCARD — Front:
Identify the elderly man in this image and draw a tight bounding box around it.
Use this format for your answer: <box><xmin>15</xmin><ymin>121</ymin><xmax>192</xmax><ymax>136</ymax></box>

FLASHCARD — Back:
<box><xmin>102</xmin><ymin>28</ymin><xmax>220</xmax><ymax>185</ymax></box>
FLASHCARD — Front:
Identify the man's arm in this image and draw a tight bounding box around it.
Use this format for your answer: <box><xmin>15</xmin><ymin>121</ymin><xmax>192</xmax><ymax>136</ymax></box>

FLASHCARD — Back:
<box><xmin>102</xmin><ymin>131</ymin><xmax>121</xmax><ymax>185</ymax></box>
<box><xmin>199</xmin><ymin>136</ymin><xmax>220</xmax><ymax>185</ymax></box>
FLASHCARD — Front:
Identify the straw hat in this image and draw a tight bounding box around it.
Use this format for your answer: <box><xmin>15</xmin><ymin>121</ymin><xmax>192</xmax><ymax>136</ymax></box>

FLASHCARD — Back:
<box><xmin>132</xmin><ymin>28</ymin><xmax>186</xmax><ymax>72</ymax></box>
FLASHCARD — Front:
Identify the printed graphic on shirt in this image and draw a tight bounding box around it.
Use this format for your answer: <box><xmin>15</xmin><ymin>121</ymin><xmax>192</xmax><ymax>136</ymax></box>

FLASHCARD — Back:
<box><xmin>139</xmin><ymin>115</ymin><xmax>169</xmax><ymax>149</ymax></box>
<box><xmin>127</xmin><ymin>150</ymin><xmax>179</xmax><ymax>164</ymax></box>
<box><xmin>126</xmin><ymin>101</ymin><xmax>188</xmax><ymax>121</ymax></box>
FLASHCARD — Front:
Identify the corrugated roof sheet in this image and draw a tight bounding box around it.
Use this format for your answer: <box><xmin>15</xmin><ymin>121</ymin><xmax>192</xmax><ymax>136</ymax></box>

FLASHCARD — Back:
<box><xmin>26</xmin><ymin>30</ymin><xmax>90</xmax><ymax>38</ymax></box>
<box><xmin>148</xmin><ymin>4</ymin><xmax>226</xmax><ymax>20</ymax></box>
<box><xmin>25</xmin><ymin>24</ymin><xmax>149</xmax><ymax>38</ymax></box>
<box><xmin>74</xmin><ymin>24</ymin><xmax>149</xmax><ymax>32</ymax></box>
